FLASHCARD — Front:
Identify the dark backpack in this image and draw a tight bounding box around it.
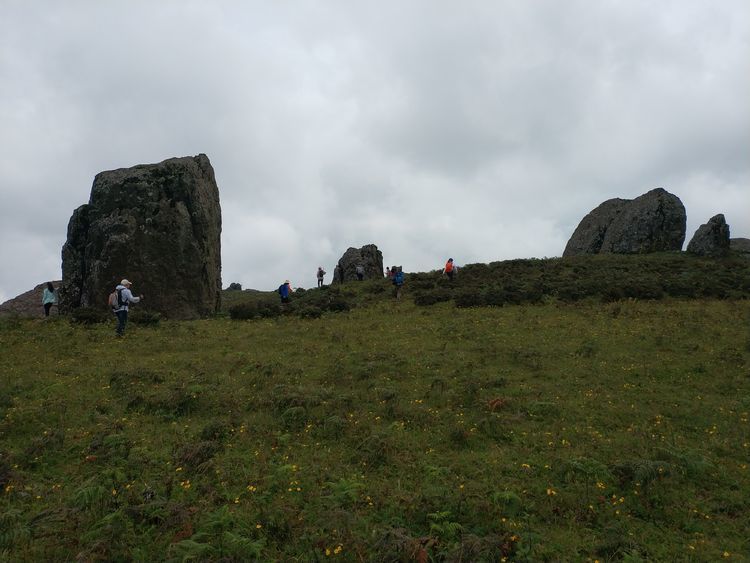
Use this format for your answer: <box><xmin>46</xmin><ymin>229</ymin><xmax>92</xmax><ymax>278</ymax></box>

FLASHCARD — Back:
<box><xmin>393</xmin><ymin>271</ymin><xmax>404</xmax><ymax>285</ymax></box>
<box><xmin>108</xmin><ymin>288</ymin><xmax>124</xmax><ymax>310</ymax></box>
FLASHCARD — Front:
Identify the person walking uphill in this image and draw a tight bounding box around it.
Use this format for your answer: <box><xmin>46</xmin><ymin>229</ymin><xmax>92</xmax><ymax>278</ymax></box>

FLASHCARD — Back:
<box><xmin>444</xmin><ymin>258</ymin><xmax>455</xmax><ymax>281</ymax></box>
<box><xmin>317</xmin><ymin>267</ymin><xmax>326</xmax><ymax>288</ymax></box>
<box><xmin>278</xmin><ymin>280</ymin><xmax>293</xmax><ymax>303</ymax></box>
<box><xmin>392</xmin><ymin>266</ymin><xmax>404</xmax><ymax>299</ymax></box>
<box><xmin>42</xmin><ymin>282</ymin><xmax>57</xmax><ymax>317</ymax></box>
<box><xmin>111</xmin><ymin>279</ymin><xmax>143</xmax><ymax>337</ymax></box>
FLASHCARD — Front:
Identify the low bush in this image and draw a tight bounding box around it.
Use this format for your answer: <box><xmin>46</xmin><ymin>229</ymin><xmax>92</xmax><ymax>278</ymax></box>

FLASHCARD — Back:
<box><xmin>71</xmin><ymin>307</ymin><xmax>110</xmax><ymax>324</ymax></box>
<box><xmin>413</xmin><ymin>289</ymin><xmax>452</xmax><ymax>307</ymax></box>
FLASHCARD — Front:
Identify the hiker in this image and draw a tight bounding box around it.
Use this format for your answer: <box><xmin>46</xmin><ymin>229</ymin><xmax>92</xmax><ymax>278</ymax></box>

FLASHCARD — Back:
<box><xmin>356</xmin><ymin>264</ymin><xmax>365</xmax><ymax>281</ymax></box>
<box><xmin>317</xmin><ymin>267</ymin><xmax>326</xmax><ymax>288</ymax></box>
<box><xmin>41</xmin><ymin>282</ymin><xmax>57</xmax><ymax>317</ymax></box>
<box><xmin>112</xmin><ymin>279</ymin><xmax>143</xmax><ymax>337</ymax></box>
<box><xmin>385</xmin><ymin>266</ymin><xmax>391</xmax><ymax>278</ymax></box>
<box><xmin>392</xmin><ymin>266</ymin><xmax>404</xmax><ymax>299</ymax></box>
<box><xmin>444</xmin><ymin>258</ymin><xmax>455</xmax><ymax>281</ymax></box>
<box><xmin>278</xmin><ymin>280</ymin><xmax>293</xmax><ymax>303</ymax></box>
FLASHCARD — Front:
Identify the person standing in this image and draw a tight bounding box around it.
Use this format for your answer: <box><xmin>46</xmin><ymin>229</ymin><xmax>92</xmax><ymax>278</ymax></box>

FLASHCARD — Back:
<box><xmin>444</xmin><ymin>258</ymin><xmax>455</xmax><ymax>281</ymax></box>
<box><xmin>41</xmin><ymin>282</ymin><xmax>57</xmax><ymax>317</ymax></box>
<box><xmin>355</xmin><ymin>264</ymin><xmax>365</xmax><ymax>281</ymax></box>
<box><xmin>112</xmin><ymin>279</ymin><xmax>143</xmax><ymax>337</ymax></box>
<box><xmin>278</xmin><ymin>280</ymin><xmax>293</xmax><ymax>303</ymax></box>
<box><xmin>392</xmin><ymin>266</ymin><xmax>404</xmax><ymax>299</ymax></box>
<box><xmin>316</xmin><ymin>267</ymin><xmax>326</xmax><ymax>288</ymax></box>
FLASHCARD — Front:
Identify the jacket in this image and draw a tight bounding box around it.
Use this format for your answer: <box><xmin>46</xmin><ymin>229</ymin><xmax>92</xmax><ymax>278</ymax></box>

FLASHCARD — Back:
<box><xmin>42</xmin><ymin>288</ymin><xmax>57</xmax><ymax>305</ymax></box>
<box><xmin>113</xmin><ymin>285</ymin><xmax>141</xmax><ymax>312</ymax></box>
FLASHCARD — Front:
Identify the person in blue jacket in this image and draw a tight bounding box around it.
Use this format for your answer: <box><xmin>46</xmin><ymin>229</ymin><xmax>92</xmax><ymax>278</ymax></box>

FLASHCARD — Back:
<box><xmin>278</xmin><ymin>280</ymin><xmax>292</xmax><ymax>304</ymax></box>
<box><xmin>41</xmin><ymin>282</ymin><xmax>57</xmax><ymax>317</ymax></box>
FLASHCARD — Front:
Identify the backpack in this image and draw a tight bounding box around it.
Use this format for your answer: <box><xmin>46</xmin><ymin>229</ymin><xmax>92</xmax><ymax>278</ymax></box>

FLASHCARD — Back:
<box><xmin>108</xmin><ymin>288</ymin><xmax>124</xmax><ymax>310</ymax></box>
<box><xmin>394</xmin><ymin>271</ymin><xmax>404</xmax><ymax>285</ymax></box>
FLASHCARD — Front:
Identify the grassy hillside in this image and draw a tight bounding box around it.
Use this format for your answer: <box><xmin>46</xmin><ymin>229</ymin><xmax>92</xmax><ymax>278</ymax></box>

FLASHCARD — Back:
<box><xmin>1</xmin><ymin>255</ymin><xmax>749</xmax><ymax>561</ymax></box>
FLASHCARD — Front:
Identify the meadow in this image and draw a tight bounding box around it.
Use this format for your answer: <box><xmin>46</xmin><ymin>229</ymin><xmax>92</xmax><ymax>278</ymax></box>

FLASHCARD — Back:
<box><xmin>1</xmin><ymin>255</ymin><xmax>749</xmax><ymax>561</ymax></box>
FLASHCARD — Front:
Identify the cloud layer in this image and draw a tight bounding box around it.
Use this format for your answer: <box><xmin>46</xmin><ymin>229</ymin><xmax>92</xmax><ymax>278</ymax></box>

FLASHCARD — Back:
<box><xmin>1</xmin><ymin>0</ymin><xmax>748</xmax><ymax>302</ymax></box>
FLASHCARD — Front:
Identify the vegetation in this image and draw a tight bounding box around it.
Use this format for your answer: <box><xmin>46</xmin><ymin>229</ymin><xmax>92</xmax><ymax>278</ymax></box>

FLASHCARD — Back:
<box><xmin>0</xmin><ymin>253</ymin><xmax>748</xmax><ymax>561</ymax></box>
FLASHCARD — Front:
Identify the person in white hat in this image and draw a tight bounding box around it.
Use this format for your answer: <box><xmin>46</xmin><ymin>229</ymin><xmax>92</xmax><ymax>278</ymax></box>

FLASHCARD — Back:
<box><xmin>112</xmin><ymin>278</ymin><xmax>143</xmax><ymax>337</ymax></box>
<box><xmin>278</xmin><ymin>280</ymin><xmax>293</xmax><ymax>304</ymax></box>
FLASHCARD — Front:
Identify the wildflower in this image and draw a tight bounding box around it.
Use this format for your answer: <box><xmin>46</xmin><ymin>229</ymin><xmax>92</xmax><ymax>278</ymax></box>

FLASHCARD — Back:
<box><xmin>723</xmin><ymin>551</ymin><xmax>730</xmax><ymax>558</ymax></box>
<box><xmin>234</xmin><ymin>497</ymin><xmax>240</xmax><ymax>504</ymax></box>
<box><xmin>247</xmin><ymin>485</ymin><xmax>257</xmax><ymax>492</ymax></box>
<box><xmin>256</xmin><ymin>523</ymin><xmax>262</xmax><ymax>529</ymax></box>
<box><xmin>546</xmin><ymin>488</ymin><xmax>557</xmax><ymax>496</ymax></box>
<box><xmin>334</xmin><ymin>545</ymin><xmax>343</xmax><ymax>554</ymax></box>
<box><xmin>596</xmin><ymin>481</ymin><xmax>606</xmax><ymax>489</ymax></box>
<box><xmin>325</xmin><ymin>547</ymin><xmax>331</xmax><ymax>556</ymax></box>
<box><xmin>521</xmin><ymin>463</ymin><xmax>531</xmax><ymax>470</ymax></box>
<box><xmin>176</xmin><ymin>467</ymin><xmax>183</xmax><ymax>472</ymax></box>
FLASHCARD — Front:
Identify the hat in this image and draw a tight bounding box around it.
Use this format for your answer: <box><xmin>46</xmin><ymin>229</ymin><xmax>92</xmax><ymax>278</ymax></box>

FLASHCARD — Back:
<box><xmin>285</xmin><ymin>280</ymin><xmax>290</xmax><ymax>284</ymax></box>
<box><xmin>121</xmin><ymin>279</ymin><xmax>132</xmax><ymax>286</ymax></box>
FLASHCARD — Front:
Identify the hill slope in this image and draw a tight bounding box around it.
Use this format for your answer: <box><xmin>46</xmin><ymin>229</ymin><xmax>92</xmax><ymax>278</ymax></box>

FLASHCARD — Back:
<box><xmin>0</xmin><ymin>291</ymin><xmax>748</xmax><ymax>560</ymax></box>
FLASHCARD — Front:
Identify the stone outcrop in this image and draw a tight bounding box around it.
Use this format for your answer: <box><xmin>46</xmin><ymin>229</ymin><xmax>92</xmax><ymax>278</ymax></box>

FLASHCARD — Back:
<box><xmin>60</xmin><ymin>154</ymin><xmax>222</xmax><ymax>319</ymax></box>
<box><xmin>687</xmin><ymin>214</ymin><xmax>730</xmax><ymax>256</ymax></box>
<box><xmin>333</xmin><ymin>244</ymin><xmax>383</xmax><ymax>283</ymax></box>
<box><xmin>564</xmin><ymin>188</ymin><xmax>686</xmax><ymax>256</ymax></box>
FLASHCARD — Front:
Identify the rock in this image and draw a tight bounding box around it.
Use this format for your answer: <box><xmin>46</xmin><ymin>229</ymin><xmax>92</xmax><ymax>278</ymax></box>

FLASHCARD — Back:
<box><xmin>563</xmin><ymin>198</ymin><xmax>629</xmax><ymax>256</ymax></box>
<box><xmin>0</xmin><ymin>281</ymin><xmax>61</xmax><ymax>317</ymax></box>
<box><xmin>60</xmin><ymin>154</ymin><xmax>222</xmax><ymax>319</ymax></box>
<box><xmin>564</xmin><ymin>188</ymin><xmax>686</xmax><ymax>256</ymax></box>
<box><xmin>333</xmin><ymin>244</ymin><xmax>384</xmax><ymax>283</ymax></box>
<box><xmin>687</xmin><ymin>214</ymin><xmax>730</xmax><ymax>256</ymax></box>
<box><xmin>730</xmin><ymin>238</ymin><xmax>750</xmax><ymax>255</ymax></box>
<box><xmin>227</xmin><ymin>282</ymin><xmax>242</xmax><ymax>291</ymax></box>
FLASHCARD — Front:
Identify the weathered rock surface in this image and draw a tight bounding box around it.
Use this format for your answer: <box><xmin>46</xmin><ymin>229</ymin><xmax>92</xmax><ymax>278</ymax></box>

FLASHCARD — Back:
<box><xmin>0</xmin><ymin>281</ymin><xmax>61</xmax><ymax>317</ymax></box>
<box><xmin>730</xmin><ymin>238</ymin><xmax>750</xmax><ymax>255</ymax></box>
<box><xmin>687</xmin><ymin>214</ymin><xmax>730</xmax><ymax>256</ymax></box>
<box><xmin>60</xmin><ymin>154</ymin><xmax>222</xmax><ymax>319</ymax></box>
<box><xmin>564</xmin><ymin>188</ymin><xmax>686</xmax><ymax>256</ymax></box>
<box><xmin>333</xmin><ymin>244</ymin><xmax>384</xmax><ymax>283</ymax></box>
<box><xmin>563</xmin><ymin>199</ymin><xmax>629</xmax><ymax>256</ymax></box>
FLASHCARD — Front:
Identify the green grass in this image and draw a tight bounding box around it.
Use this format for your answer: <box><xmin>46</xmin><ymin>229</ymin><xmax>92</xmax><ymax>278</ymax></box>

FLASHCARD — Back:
<box><xmin>1</xmin><ymin>262</ymin><xmax>749</xmax><ymax>560</ymax></box>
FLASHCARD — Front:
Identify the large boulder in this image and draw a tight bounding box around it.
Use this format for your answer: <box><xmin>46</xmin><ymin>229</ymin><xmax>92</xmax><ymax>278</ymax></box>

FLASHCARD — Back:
<box><xmin>563</xmin><ymin>198</ymin><xmax>629</xmax><ymax>256</ymax></box>
<box><xmin>564</xmin><ymin>188</ymin><xmax>686</xmax><ymax>256</ymax></box>
<box><xmin>333</xmin><ymin>244</ymin><xmax>383</xmax><ymax>283</ymax></box>
<box><xmin>60</xmin><ymin>154</ymin><xmax>222</xmax><ymax>319</ymax></box>
<box><xmin>687</xmin><ymin>214</ymin><xmax>730</xmax><ymax>256</ymax></box>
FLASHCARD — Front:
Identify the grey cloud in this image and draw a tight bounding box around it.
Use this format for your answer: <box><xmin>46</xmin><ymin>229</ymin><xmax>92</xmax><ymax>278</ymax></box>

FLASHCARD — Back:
<box><xmin>1</xmin><ymin>0</ymin><xmax>748</xmax><ymax>301</ymax></box>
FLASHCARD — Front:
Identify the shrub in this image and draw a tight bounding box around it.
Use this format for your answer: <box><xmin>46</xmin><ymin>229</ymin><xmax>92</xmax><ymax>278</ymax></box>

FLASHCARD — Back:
<box><xmin>71</xmin><ymin>307</ymin><xmax>109</xmax><ymax>324</ymax></box>
<box><xmin>413</xmin><ymin>289</ymin><xmax>452</xmax><ymax>307</ymax></box>
<box><xmin>129</xmin><ymin>310</ymin><xmax>161</xmax><ymax>326</ymax></box>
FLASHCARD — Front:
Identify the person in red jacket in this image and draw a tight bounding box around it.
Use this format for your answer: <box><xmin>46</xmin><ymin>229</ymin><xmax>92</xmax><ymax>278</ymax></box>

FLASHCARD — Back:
<box><xmin>444</xmin><ymin>258</ymin><xmax>455</xmax><ymax>281</ymax></box>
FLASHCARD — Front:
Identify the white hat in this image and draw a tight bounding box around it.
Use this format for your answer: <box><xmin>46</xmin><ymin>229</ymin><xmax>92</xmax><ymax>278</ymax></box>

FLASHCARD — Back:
<box><xmin>121</xmin><ymin>279</ymin><xmax>132</xmax><ymax>286</ymax></box>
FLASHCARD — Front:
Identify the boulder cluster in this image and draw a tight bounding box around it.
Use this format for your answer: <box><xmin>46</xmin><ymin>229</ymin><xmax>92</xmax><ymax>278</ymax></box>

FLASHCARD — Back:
<box><xmin>564</xmin><ymin>188</ymin><xmax>738</xmax><ymax>258</ymax></box>
<box><xmin>60</xmin><ymin>154</ymin><xmax>222</xmax><ymax>319</ymax></box>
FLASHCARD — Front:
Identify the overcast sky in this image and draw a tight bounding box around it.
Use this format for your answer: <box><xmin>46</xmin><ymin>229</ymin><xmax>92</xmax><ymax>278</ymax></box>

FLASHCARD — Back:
<box><xmin>1</xmin><ymin>0</ymin><xmax>748</xmax><ymax>303</ymax></box>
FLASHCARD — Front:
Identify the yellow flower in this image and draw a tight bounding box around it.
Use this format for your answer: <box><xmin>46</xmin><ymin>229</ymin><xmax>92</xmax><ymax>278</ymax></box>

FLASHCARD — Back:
<box><xmin>334</xmin><ymin>545</ymin><xmax>343</xmax><ymax>554</ymax></box>
<box><xmin>325</xmin><ymin>548</ymin><xmax>331</xmax><ymax>556</ymax></box>
<box><xmin>256</xmin><ymin>523</ymin><xmax>262</xmax><ymax>529</ymax></box>
<box><xmin>546</xmin><ymin>488</ymin><xmax>556</xmax><ymax>496</ymax></box>
<box><xmin>723</xmin><ymin>552</ymin><xmax>731</xmax><ymax>558</ymax></box>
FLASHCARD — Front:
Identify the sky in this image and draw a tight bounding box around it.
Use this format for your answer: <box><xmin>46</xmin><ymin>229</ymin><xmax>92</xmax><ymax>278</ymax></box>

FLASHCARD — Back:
<box><xmin>1</xmin><ymin>0</ymin><xmax>748</xmax><ymax>303</ymax></box>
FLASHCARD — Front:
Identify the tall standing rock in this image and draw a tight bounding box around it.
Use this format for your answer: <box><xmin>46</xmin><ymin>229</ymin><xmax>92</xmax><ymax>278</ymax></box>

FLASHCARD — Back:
<box><xmin>60</xmin><ymin>154</ymin><xmax>222</xmax><ymax>319</ymax></box>
<box><xmin>687</xmin><ymin>214</ymin><xmax>730</xmax><ymax>256</ymax></box>
<box><xmin>564</xmin><ymin>188</ymin><xmax>686</xmax><ymax>256</ymax></box>
<box><xmin>333</xmin><ymin>244</ymin><xmax>383</xmax><ymax>283</ymax></box>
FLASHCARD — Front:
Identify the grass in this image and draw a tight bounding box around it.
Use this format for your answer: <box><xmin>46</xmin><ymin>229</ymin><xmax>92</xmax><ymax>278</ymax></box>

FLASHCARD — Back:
<box><xmin>1</xmin><ymin>255</ymin><xmax>749</xmax><ymax>561</ymax></box>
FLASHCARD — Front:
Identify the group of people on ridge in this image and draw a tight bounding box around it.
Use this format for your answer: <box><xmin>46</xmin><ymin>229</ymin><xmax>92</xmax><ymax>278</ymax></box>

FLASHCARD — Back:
<box><xmin>40</xmin><ymin>257</ymin><xmax>456</xmax><ymax>336</ymax></box>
